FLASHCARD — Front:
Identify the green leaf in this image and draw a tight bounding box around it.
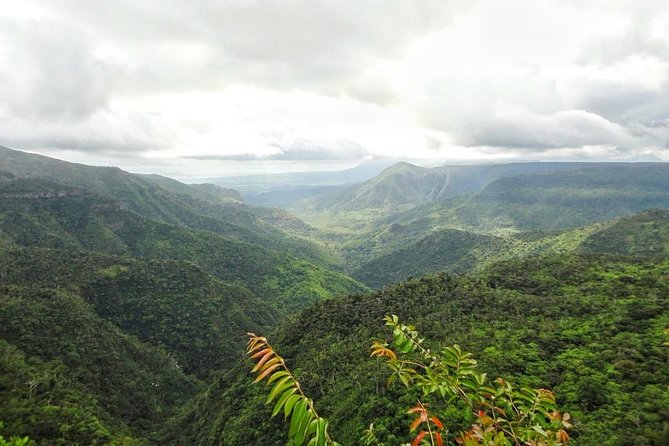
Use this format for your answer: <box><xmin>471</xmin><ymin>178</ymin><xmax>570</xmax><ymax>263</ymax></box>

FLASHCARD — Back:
<box><xmin>266</xmin><ymin>376</ymin><xmax>294</xmax><ymax>404</ymax></box>
<box><xmin>266</xmin><ymin>370</ymin><xmax>290</xmax><ymax>386</ymax></box>
<box><xmin>284</xmin><ymin>394</ymin><xmax>302</xmax><ymax>419</ymax></box>
<box><xmin>294</xmin><ymin>408</ymin><xmax>314</xmax><ymax>445</ymax></box>
<box><xmin>289</xmin><ymin>399</ymin><xmax>308</xmax><ymax>439</ymax></box>
<box><xmin>272</xmin><ymin>387</ymin><xmax>298</xmax><ymax>417</ymax></box>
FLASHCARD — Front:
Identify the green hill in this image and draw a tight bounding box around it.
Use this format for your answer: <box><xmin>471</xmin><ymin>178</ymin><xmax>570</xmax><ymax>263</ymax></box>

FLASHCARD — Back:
<box><xmin>0</xmin><ymin>285</ymin><xmax>198</xmax><ymax>444</ymax></box>
<box><xmin>348</xmin><ymin>209</ymin><xmax>669</xmax><ymax>289</ymax></box>
<box><xmin>0</xmin><ymin>246</ymin><xmax>278</xmax><ymax>377</ymax></box>
<box><xmin>280</xmin><ymin>162</ymin><xmax>669</xmax><ymax>279</ymax></box>
<box><xmin>167</xmin><ymin>254</ymin><xmax>669</xmax><ymax>445</ymax></box>
<box><xmin>351</xmin><ymin>228</ymin><xmax>512</xmax><ymax>288</ymax></box>
<box><xmin>578</xmin><ymin>209</ymin><xmax>669</xmax><ymax>257</ymax></box>
<box><xmin>0</xmin><ymin>177</ymin><xmax>367</xmax><ymax>312</ymax></box>
<box><xmin>0</xmin><ymin>145</ymin><xmax>337</xmax><ymax>269</ymax></box>
<box><xmin>288</xmin><ymin>161</ymin><xmax>594</xmax><ymax>229</ymax></box>
<box><xmin>387</xmin><ymin>164</ymin><xmax>669</xmax><ymax>234</ymax></box>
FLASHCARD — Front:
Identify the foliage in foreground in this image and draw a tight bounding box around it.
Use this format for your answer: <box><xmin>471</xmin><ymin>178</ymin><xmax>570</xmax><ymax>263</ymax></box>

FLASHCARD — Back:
<box><xmin>169</xmin><ymin>255</ymin><xmax>668</xmax><ymax>445</ymax></box>
<box><xmin>248</xmin><ymin>316</ymin><xmax>571</xmax><ymax>446</ymax></box>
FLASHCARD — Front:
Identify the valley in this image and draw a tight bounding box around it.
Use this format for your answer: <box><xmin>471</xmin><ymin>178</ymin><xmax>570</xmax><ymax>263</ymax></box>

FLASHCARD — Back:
<box><xmin>1</xmin><ymin>146</ymin><xmax>668</xmax><ymax>445</ymax></box>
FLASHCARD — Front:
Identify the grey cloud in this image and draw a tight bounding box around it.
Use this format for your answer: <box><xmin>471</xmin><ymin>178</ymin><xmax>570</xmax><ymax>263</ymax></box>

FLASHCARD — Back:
<box><xmin>460</xmin><ymin>110</ymin><xmax>636</xmax><ymax>151</ymax></box>
<box><xmin>0</xmin><ymin>19</ymin><xmax>118</xmax><ymax>122</ymax></box>
<box><xmin>47</xmin><ymin>0</ymin><xmax>470</xmax><ymax>101</ymax></box>
<box><xmin>576</xmin><ymin>0</ymin><xmax>669</xmax><ymax>64</ymax></box>
<box><xmin>565</xmin><ymin>1</ymin><xmax>669</xmax><ymax>138</ymax></box>
<box><xmin>0</xmin><ymin>0</ymin><xmax>471</xmax><ymax>158</ymax></box>
<box><xmin>186</xmin><ymin>138</ymin><xmax>368</xmax><ymax>161</ymax></box>
<box><xmin>0</xmin><ymin>110</ymin><xmax>177</xmax><ymax>156</ymax></box>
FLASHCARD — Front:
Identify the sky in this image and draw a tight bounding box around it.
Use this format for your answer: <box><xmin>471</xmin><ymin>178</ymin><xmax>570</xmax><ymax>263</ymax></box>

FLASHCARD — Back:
<box><xmin>0</xmin><ymin>0</ymin><xmax>668</xmax><ymax>180</ymax></box>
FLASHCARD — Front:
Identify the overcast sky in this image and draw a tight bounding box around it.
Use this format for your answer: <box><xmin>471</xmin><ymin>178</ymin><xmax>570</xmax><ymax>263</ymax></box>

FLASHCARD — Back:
<box><xmin>1</xmin><ymin>0</ymin><xmax>668</xmax><ymax>179</ymax></box>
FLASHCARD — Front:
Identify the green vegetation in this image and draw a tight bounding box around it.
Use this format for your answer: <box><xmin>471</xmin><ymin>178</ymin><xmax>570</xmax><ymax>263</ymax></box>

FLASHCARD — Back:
<box><xmin>0</xmin><ymin>177</ymin><xmax>367</xmax><ymax>313</ymax></box>
<box><xmin>343</xmin><ymin>210</ymin><xmax>669</xmax><ymax>289</ymax></box>
<box><xmin>0</xmin><ymin>286</ymin><xmax>196</xmax><ymax>444</ymax></box>
<box><xmin>1</xmin><ymin>147</ymin><xmax>668</xmax><ymax>445</ymax></box>
<box><xmin>171</xmin><ymin>255</ymin><xmax>669</xmax><ymax>445</ymax></box>
<box><xmin>351</xmin><ymin>229</ymin><xmax>511</xmax><ymax>288</ymax></box>
<box><xmin>247</xmin><ymin>316</ymin><xmax>572</xmax><ymax>445</ymax></box>
<box><xmin>0</xmin><ymin>145</ymin><xmax>338</xmax><ymax>269</ymax></box>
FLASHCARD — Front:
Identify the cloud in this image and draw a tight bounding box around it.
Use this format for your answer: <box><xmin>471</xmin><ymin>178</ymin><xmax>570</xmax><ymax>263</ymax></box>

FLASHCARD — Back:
<box><xmin>1</xmin><ymin>0</ymin><xmax>668</xmax><ymax>171</ymax></box>
<box><xmin>42</xmin><ymin>0</ymin><xmax>468</xmax><ymax>101</ymax></box>
<box><xmin>0</xmin><ymin>18</ymin><xmax>118</xmax><ymax>121</ymax></box>
<box><xmin>0</xmin><ymin>105</ymin><xmax>177</xmax><ymax>155</ymax></box>
<box><xmin>186</xmin><ymin>136</ymin><xmax>368</xmax><ymax>161</ymax></box>
<box><xmin>442</xmin><ymin>108</ymin><xmax>636</xmax><ymax>151</ymax></box>
<box><xmin>411</xmin><ymin>0</ymin><xmax>669</xmax><ymax>156</ymax></box>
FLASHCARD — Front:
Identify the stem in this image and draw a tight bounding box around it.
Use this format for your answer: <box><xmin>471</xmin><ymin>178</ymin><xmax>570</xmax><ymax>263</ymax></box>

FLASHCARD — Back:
<box><xmin>252</xmin><ymin>337</ymin><xmax>336</xmax><ymax>445</ymax></box>
<box><xmin>419</xmin><ymin>400</ymin><xmax>436</xmax><ymax>446</ymax></box>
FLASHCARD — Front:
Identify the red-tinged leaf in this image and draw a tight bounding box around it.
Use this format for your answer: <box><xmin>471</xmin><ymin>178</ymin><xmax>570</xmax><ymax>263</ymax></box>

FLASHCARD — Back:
<box><xmin>256</xmin><ymin>356</ymin><xmax>281</xmax><ymax>374</ymax></box>
<box><xmin>370</xmin><ymin>346</ymin><xmax>397</xmax><ymax>360</ymax></box>
<box><xmin>407</xmin><ymin>405</ymin><xmax>426</xmax><ymax>415</ymax></box>
<box><xmin>246</xmin><ymin>335</ymin><xmax>268</xmax><ymax>352</ymax></box>
<box><xmin>435</xmin><ymin>432</ymin><xmax>443</xmax><ymax>446</ymax></box>
<box><xmin>251</xmin><ymin>348</ymin><xmax>272</xmax><ymax>360</ymax></box>
<box><xmin>410</xmin><ymin>416</ymin><xmax>423</xmax><ymax>432</ymax></box>
<box><xmin>430</xmin><ymin>416</ymin><xmax>444</xmax><ymax>429</ymax></box>
<box><xmin>412</xmin><ymin>430</ymin><xmax>428</xmax><ymax>446</ymax></box>
<box><xmin>254</xmin><ymin>363</ymin><xmax>281</xmax><ymax>382</ymax></box>
<box><xmin>251</xmin><ymin>352</ymin><xmax>276</xmax><ymax>372</ymax></box>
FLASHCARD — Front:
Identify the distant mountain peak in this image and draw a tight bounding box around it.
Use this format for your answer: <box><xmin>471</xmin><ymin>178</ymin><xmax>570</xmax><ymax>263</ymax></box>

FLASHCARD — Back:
<box><xmin>380</xmin><ymin>161</ymin><xmax>421</xmax><ymax>173</ymax></box>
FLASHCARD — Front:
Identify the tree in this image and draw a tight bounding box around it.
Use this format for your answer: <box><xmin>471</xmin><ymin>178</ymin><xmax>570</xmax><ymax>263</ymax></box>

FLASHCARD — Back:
<box><xmin>247</xmin><ymin>315</ymin><xmax>571</xmax><ymax>446</ymax></box>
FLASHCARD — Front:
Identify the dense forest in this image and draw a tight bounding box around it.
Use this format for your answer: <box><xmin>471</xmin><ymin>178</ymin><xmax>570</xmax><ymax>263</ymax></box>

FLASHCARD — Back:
<box><xmin>164</xmin><ymin>255</ymin><xmax>669</xmax><ymax>445</ymax></box>
<box><xmin>1</xmin><ymin>146</ymin><xmax>668</xmax><ymax>445</ymax></box>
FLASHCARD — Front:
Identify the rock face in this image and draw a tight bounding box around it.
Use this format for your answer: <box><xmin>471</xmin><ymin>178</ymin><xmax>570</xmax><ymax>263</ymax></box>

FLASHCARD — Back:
<box><xmin>0</xmin><ymin>189</ymin><xmax>89</xmax><ymax>199</ymax></box>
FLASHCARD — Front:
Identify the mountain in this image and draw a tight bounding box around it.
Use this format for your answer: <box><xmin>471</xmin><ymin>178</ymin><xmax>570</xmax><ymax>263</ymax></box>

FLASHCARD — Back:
<box><xmin>446</xmin><ymin>164</ymin><xmax>669</xmax><ymax>231</ymax></box>
<box><xmin>0</xmin><ymin>145</ymin><xmax>337</xmax><ymax>269</ymax></box>
<box><xmin>578</xmin><ymin>209</ymin><xmax>669</xmax><ymax>257</ymax></box>
<box><xmin>4</xmin><ymin>146</ymin><xmax>669</xmax><ymax>445</ymax></box>
<box><xmin>292</xmin><ymin>162</ymin><xmax>669</xmax><ymax>276</ymax></box>
<box><xmin>165</xmin><ymin>254</ymin><xmax>669</xmax><ymax>445</ymax></box>
<box><xmin>0</xmin><ymin>177</ymin><xmax>367</xmax><ymax>313</ymax></box>
<box><xmin>287</xmin><ymin>161</ymin><xmax>669</xmax><ymax>233</ymax></box>
<box><xmin>351</xmin><ymin>228</ymin><xmax>511</xmax><ymax>288</ymax></box>
<box><xmin>0</xmin><ymin>149</ymin><xmax>367</xmax><ymax>443</ymax></box>
<box><xmin>287</xmin><ymin>162</ymin><xmax>593</xmax><ymax>227</ymax></box>
<box><xmin>349</xmin><ymin>209</ymin><xmax>669</xmax><ymax>288</ymax></box>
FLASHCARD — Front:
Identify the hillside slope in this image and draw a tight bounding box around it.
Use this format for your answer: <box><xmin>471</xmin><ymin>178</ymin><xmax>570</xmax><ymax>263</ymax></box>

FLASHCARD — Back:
<box><xmin>0</xmin><ymin>178</ymin><xmax>368</xmax><ymax>312</ymax></box>
<box><xmin>0</xmin><ymin>285</ymin><xmax>198</xmax><ymax>444</ymax></box>
<box><xmin>0</xmin><ymin>145</ymin><xmax>337</xmax><ymax>269</ymax></box>
<box><xmin>351</xmin><ymin>228</ymin><xmax>512</xmax><ymax>288</ymax></box>
<box><xmin>0</xmin><ymin>246</ymin><xmax>278</xmax><ymax>376</ymax></box>
<box><xmin>387</xmin><ymin>163</ymin><xmax>669</xmax><ymax>233</ymax></box>
<box><xmin>288</xmin><ymin>161</ymin><xmax>594</xmax><ymax>227</ymax></box>
<box><xmin>167</xmin><ymin>255</ymin><xmax>669</xmax><ymax>445</ymax></box>
<box><xmin>350</xmin><ymin>209</ymin><xmax>669</xmax><ymax>288</ymax></box>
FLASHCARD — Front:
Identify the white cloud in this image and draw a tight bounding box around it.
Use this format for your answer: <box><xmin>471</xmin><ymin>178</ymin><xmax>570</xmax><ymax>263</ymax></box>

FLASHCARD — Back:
<box><xmin>0</xmin><ymin>0</ymin><xmax>668</xmax><ymax>178</ymax></box>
